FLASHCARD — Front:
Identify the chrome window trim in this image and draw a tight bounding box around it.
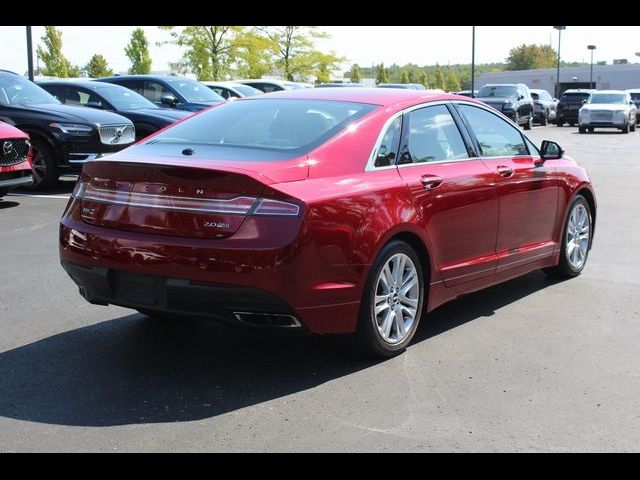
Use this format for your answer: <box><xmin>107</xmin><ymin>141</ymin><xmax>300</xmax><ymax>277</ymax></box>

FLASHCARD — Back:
<box><xmin>365</xmin><ymin>99</ymin><xmax>541</xmax><ymax>173</ymax></box>
<box><xmin>365</xmin><ymin>100</ymin><xmax>470</xmax><ymax>172</ymax></box>
<box><xmin>453</xmin><ymin>100</ymin><xmax>541</xmax><ymax>159</ymax></box>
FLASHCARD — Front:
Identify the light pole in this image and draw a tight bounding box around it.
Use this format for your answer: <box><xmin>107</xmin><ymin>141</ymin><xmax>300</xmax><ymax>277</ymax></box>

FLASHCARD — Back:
<box><xmin>26</xmin><ymin>26</ymin><xmax>34</xmax><ymax>81</ymax></box>
<box><xmin>553</xmin><ymin>26</ymin><xmax>566</xmax><ymax>98</ymax></box>
<box><xmin>471</xmin><ymin>26</ymin><xmax>476</xmax><ymax>97</ymax></box>
<box><xmin>587</xmin><ymin>45</ymin><xmax>596</xmax><ymax>88</ymax></box>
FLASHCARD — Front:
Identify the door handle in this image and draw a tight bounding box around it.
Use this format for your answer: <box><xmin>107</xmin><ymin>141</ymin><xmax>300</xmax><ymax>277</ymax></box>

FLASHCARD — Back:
<box><xmin>420</xmin><ymin>175</ymin><xmax>443</xmax><ymax>190</ymax></box>
<box><xmin>496</xmin><ymin>165</ymin><xmax>513</xmax><ymax>177</ymax></box>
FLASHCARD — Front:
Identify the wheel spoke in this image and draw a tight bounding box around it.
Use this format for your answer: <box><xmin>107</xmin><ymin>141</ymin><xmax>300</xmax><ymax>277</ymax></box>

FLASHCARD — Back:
<box><xmin>393</xmin><ymin>255</ymin><xmax>405</xmax><ymax>285</ymax></box>
<box><xmin>375</xmin><ymin>301</ymin><xmax>390</xmax><ymax>316</ymax></box>
<box><xmin>394</xmin><ymin>305</ymin><xmax>405</xmax><ymax>338</ymax></box>
<box><xmin>381</xmin><ymin>264</ymin><xmax>393</xmax><ymax>290</ymax></box>
<box><xmin>400</xmin><ymin>273</ymin><xmax>418</xmax><ymax>296</ymax></box>
<box><xmin>400</xmin><ymin>294</ymin><xmax>417</xmax><ymax>309</ymax></box>
<box><xmin>381</xmin><ymin>309</ymin><xmax>394</xmax><ymax>338</ymax></box>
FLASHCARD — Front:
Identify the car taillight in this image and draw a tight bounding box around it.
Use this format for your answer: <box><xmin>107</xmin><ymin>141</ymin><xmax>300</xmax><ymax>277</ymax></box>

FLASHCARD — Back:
<box><xmin>73</xmin><ymin>179</ymin><xmax>300</xmax><ymax>217</ymax></box>
<box><xmin>252</xmin><ymin>198</ymin><xmax>300</xmax><ymax>216</ymax></box>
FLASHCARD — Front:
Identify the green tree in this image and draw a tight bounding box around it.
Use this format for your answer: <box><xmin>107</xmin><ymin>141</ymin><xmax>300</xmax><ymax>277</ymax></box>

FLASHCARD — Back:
<box><xmin>376</xmin><ymin>63</ymin><xmax>389</xmax><ymax>85</ymax></box>
<box><xmin>257</xmin><ymin>26</ymin><xmax>342</xmax><ymax>81</ymax></box>
<box><xmin>36</xmin><ymin>26</ymin><xmax>74</xmax><ymax>77</ymax></box>
<box><xmin>350</xmin><ymin>63</ymin><xmax>361</xmax><ymax>83</ymax></box>
<box><xmin>400</xmin><ymin>70</ymin><xmax>409</xmax><ymax>84</ymax></box>
<box><xmin>408</xmin><ymin>70</ymin><xmax>416</xmax><ymax>83</ymax></box>
<box><xmin>234</xmin><ymin>30</ymin><xmax>276</xmax><ymax>79</ymax></box>
<box><xmin>444</xmin><ymin>67</ymin><xmax>461</xmax><ymax>92</ymax></box>
<box><xmin>433</xmin><ymin>64</ymin><xmax>445</xmax><ymax>90</ymax></box>
<box><xmin>506</xmin><ymin>44</ymin><xmax>557</xmax><ymax>71</ymax></box>
<box><xmin>125</xmin><ymin>28</ymin><xmax>152</xmax><ymax>74</ymax></box>
<box><xmin>159</xmin><ymin>26</ymin><xmax>248</xmax><ymax>80</ymax></box>
<box><xmin>418</xmin><ymin>71</ymin><xmax>430</xmax><ymax>88</ymax></box>
<box><xmin>85</xmin><ymin>54</ymin><xmax>113</xmax><ymax>78</ymax></box>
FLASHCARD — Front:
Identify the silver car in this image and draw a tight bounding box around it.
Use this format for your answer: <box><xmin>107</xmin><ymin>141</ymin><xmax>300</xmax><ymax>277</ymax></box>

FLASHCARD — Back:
<box><xmin>579</xmin><ymin>90</ymin><xmax>637</xmax><ymax>134</ymax></box>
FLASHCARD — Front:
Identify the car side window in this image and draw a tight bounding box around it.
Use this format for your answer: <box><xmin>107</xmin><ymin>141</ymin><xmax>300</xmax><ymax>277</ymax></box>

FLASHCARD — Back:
<box><xmin>143</xmin><ymin>81</ymin><xmax>173</xmax><ymax>102</ymax></box>
<box><xmin>64</xmin><ymin>87</ymin><xmax>89</xmax><ymax>106</ymax></box>
<box><xmin>398</xmin><ymin>105</ymin><xmax>469</xmax><ymax>165</ymax></box>
<box><xmin>374</xmin><ymin>116</ymin><xmax>402</xmax><ymax>167</ymax></box>
<box><xmin>458</xmin><ymin>104</ymin><xmax>529</xmax><ymax>157</ymax></box>
<box><xmin>261</xmin><ymin>83</ymin><xmax>281</xmax><ymax>93</ymax></box>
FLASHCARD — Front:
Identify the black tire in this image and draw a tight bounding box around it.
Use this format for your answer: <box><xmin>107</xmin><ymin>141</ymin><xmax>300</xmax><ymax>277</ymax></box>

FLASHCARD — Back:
<box><xmin>28</xmin><ymin>136</ymin><xmax>59</xmax><ymax>190</ymax></box>
<box><xmin>543</xmin><ymin>195</ymin><xmax>592</xmax><ymax>278</ymax></box>
<box><xmin>569</xmin><ymin>122</ymin><xmax>576</xmax><ymax>127</ymax></box>
<box><xmin>630</xmin><ymin>122</ymin><xmax>636</xmax><ymax>132</ymax></box>
<box><xmin>352</xmin><ymin>240</ymin><xmax>425</xmax><ymax>357</ymax></box>
<box><xmin>557</xmin><ymin>120</ymin><xmax>564</xmax><ymax>127</ymax></box>
<box><xmin>621</xmin><ymin>123</ymin><xmax>629</xmax><ymax>134</ymax></box>
<box><xmin>524</xmin><ymin>115</ymin><xmax>533</xmax><ymax>130</ymax></box>
<box><xmin>578</xmin><ymin>126</ymin><xmax>586</xmax><ymax>134</ymax></box>
<box><xmin>0</xmin><ymin>189</ymin><xmax>7</xmax><ymax>199</ymax></box>
<box><xmin>588</xmin><ymin>127</ymin><xmax>595</xmax><ymax>133</ymax></box>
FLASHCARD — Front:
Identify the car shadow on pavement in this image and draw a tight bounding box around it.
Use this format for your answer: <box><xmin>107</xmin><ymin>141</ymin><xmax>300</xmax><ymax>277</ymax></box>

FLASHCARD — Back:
<box><xmin>0</xmin><ymin>271</ymin><xmax>565</xmax><ymax>427</ymax></box>
<box><xmin>0</xmin><ymin>200</ymin><xmax>20</xmax><ymax>209</ymax></box>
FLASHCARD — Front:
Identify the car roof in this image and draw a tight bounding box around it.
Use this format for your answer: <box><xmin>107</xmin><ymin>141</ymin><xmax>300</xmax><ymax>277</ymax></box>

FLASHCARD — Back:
<box><xmin>529</xmin><ymin>88</ymin><xmax>549</xmax><ymax>93</ymax></box>
<box><xmin>244</xmin><ymin>87</ymin><xmax>464</xmax><ymax>107</ymax></box>
<box><xmin>590</xmin><ymin>89</ymin><xmax>627</xmax><ymax>94</ymax></box>
<box><xmin>98</xmin><ymin>75</ymin><xmax>195</xmax><ymax>82</ymax></box>
<box><xmin>38</xmin><ymin>79</ymin><xmax>120</xmax><ymax>90</ymax></box>
<box><xmin>562</xmin><ymin>89</ymin><xmax>596</xmax><ymax>93</ymax></box>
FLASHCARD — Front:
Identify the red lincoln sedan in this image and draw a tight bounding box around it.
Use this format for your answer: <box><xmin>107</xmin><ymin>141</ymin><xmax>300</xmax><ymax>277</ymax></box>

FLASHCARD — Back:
<box><xmin>60</xmin><ymin>89</ymin><xmax>596</xmax><ymax>356</ymax></box>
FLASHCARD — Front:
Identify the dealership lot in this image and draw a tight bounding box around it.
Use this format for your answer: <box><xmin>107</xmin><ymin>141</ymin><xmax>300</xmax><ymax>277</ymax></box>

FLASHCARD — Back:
<box><xmin>0</xmin><ymin>125</ymin><xmax>639</xmax><ymax>452</ymax></box>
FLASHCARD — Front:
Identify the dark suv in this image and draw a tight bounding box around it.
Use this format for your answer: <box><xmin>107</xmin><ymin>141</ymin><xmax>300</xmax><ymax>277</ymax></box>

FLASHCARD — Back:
<box><xmin>555</xmin><ymin>89</ymin><xmax>595</xmax><ymax>126</ymax></box>
<box><xmin>96</xmin><ymin>75</ymin><xmax>225</xmax><ymax>112</ymax></box>
<box><xmin>475</xmin><ymin>83</ymin><xmax>534</xmax><ymax>130</ymax></box>
<box><xmin>0</xmin><ymin>70</ymin><xmax>135</xmax><ymax>189</ymax></box>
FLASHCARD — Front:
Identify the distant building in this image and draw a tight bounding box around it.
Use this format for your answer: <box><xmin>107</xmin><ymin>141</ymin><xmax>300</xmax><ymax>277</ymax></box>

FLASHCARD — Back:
<box><xmin>477</xmin><ymin>64</ymin><xmax>640</xmax><ymax>96</ymax></box>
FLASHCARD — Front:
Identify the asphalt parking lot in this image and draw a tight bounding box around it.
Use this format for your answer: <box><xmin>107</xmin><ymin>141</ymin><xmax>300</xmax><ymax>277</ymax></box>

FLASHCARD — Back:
<box><xmin>1</xmin><ymin>125</ymin><xmax>639</xmax><ymax>452</ymax></box>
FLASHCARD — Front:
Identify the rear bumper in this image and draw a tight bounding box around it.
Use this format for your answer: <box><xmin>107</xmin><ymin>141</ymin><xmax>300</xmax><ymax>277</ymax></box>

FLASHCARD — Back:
<box><xmin>556</xmin><ymin>111</ymin><xmax>579</xmax><ymax>122</ymax></box>
<box><xmin>59</xmin><ymin>200</ymin><xmax>365</xmax><ymax>334</ymax></box>
<box><xmin>61</xmin><ymin>260</ymin><xmax>305</xmax><ymax>329</ymax></box>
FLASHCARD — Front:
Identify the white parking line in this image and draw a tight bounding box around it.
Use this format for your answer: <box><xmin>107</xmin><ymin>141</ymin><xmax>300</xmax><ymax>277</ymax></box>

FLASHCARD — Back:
<box><xmin>7</xmin><ymin>193</ymin><xmax>70</xmax><ymax>199</ymax></box>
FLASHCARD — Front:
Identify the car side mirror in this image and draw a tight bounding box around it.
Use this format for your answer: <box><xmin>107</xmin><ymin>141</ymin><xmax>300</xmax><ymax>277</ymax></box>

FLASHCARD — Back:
<box><xmin>85</xmin><ymin>101</ymin><xmax>103</xmax><ymax>109</ymax></box>
<box><xmin>160</xmin><ymin>94</ymin><xmax>178</xmax><ymax>107</ymax></box>
<box><xmin>582</xmin><ymin>99</ymin><xmax>587</xmax><ymax>104</ymax></box>
<box><xmin>540</xmin><ymin>140</ymin><xmax>563</xmax><ymax>162</ymax></box>
<box><xmin>518</xmin><ymin>94</ymin><xmax>524</xmax><ymax>100</ymax></box>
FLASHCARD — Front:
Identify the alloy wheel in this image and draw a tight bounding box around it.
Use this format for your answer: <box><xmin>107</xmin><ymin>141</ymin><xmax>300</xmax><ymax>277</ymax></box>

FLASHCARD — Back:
<box><xmin>565</xmin><ymin>203</ymin><xmax>590</xmax><ymax>270</ymax></box>
<box><xmin>374</xmin><ymin>253</ymin><xmax>419</xmax><ymax>344</ymax></box>
<box><xmin>31</xmin><ymin>148</ymin><xmax>47</xmax><ymax>185</ymax></box>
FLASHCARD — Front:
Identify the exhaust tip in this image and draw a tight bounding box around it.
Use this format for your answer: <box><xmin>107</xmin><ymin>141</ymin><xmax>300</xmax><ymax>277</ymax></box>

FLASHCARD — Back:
<box><xmin>233</xmin><ymin>312</ymin><xmax>302</xmax><ymax>328</ymax></box>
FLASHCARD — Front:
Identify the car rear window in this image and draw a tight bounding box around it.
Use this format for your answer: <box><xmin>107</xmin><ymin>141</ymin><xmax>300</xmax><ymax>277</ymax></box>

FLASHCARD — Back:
<box><xmin>148</xmin><ymin>98</ymin><xmax>378</xmax><ymax>154</ymax></box>
<box><xmin>560</xmin><ymin>93</ymin><xmax>590</xmax><ymax>102</ymax></box>
<box><xmin>629</xmin><ymin>92</ymin><xmax>640</xmax><ymax>100</ymax></box>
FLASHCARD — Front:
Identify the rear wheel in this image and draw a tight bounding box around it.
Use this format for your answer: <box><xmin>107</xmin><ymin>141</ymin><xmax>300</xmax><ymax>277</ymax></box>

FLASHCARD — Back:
<box><xmin>578</xmin><ymin>126</ymin><xmax>586</xmax><ymax>134</ymax></box>
<box><xmin>353</xmin><ymin>240</ymin><xmax>425</xmax><ymax>357</ymax></box>
<box><xmin>557</xmin><ymin>120</ymin><xmax>564</xmax><ymax>127</ymax></box>
<box><xmin>588</xmin><ymin>127</ymin><xmax>595</xmax><ymax>133</ymax></box>
<box><xmin>621</xmin><ymin>123</ymin><xmax>629</xmax><ymax>134</ymax></box>
<box><xmin>0</xmin><ymin>189</ymin><xmax>7</xmax><ymax>199</ymax></box>
<box><xmin>544</xmin><ymin>195</ymin><xmax>592</xmax><ymax>278</ymax></box>
<box><xmin>28</xmin><ymin>137</ymin><xmax>59</xmax><ymax>190</ymax></box>
<box><xmin>630</xmin><ymin>122</ymin><xmax>636</xmax><ymax>132</ymax></box>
